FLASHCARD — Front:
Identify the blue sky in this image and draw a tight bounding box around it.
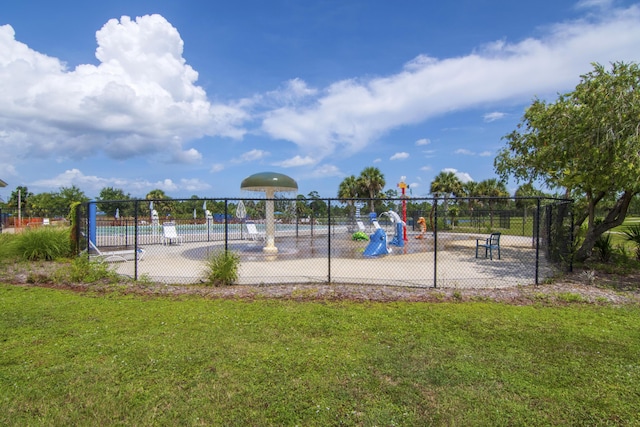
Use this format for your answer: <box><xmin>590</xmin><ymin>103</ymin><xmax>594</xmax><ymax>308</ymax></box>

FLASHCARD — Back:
<box><xmin>2</xmin><ymin>0</ymin><xmax>640</xmax><ymax>200</ymax></box>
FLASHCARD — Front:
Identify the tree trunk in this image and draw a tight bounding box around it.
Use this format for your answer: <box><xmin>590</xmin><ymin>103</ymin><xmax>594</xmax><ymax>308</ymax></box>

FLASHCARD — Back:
<box><xmin>574</xmin><ymin>190</ymin><xmax>636</xmax><ymax>261</ymax></box>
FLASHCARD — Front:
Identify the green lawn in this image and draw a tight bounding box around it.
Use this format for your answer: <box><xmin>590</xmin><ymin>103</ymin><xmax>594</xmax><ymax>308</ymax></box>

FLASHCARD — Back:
<box><xmin>1</xmin><ymin>284</ymin><xmax>639</xmax><ymax>426</ymax></box>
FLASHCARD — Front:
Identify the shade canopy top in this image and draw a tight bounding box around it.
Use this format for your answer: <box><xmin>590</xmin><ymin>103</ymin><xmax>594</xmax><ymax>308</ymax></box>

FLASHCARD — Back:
<box><xmin>240</xmin><ymin>172</ymin><xmax>298</xmax><ymax>193</ymax></box>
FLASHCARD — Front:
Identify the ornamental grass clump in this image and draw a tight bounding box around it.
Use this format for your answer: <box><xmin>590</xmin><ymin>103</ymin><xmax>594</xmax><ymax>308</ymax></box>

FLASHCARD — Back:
<box><xmin>203</xmin><ymin>250</ymin><xmax>240</xmax><ymax>286</ymax></box>
<box><xmin>7</xmin><ymin>227</ymin><xmax>73</xmax><ymax>261</ymax></box>
<box><xmin>622</xmin><ymin>224</ymin><xmax>640</xmax><ymax>260</ymax></box>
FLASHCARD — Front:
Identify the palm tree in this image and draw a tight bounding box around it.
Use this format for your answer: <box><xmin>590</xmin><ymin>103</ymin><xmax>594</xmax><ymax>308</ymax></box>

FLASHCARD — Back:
<box><xmin>338</xmin><ymin>175</ymin><xmax>360</xmax><ymax>218</ymax></box>
<box><xmin>358</xmin><ymin>167</ymin><xmax>386</xmax><ymax>213</ymax></box>
<box><xmin>430</xmin><ymin>171</ymin><xmax>463</xmax><ymax>229</ymax></box>
<box><xmin>476</xmin><ymin>179</ymin><xmax>509</xmax><ymax>228</ymax></box>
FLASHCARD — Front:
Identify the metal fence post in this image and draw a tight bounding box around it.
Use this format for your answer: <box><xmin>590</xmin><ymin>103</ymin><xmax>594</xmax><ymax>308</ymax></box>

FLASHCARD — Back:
<box><xmin>327</xmin><ymin>198</ymin><xmax>331</xmax><ymax>284</ymax></box>
<box><xmin>535</xmin><ymin>198</ymin><xmax>541</xmax><ymax>285</ymax></box>
<box><xmin>134</xmin><ymin>200</ymin><xmax>139</xmax><ymax>281</ymax></box>
<box><xmin>224</xmin><ymin>199</ymin><xmax>229</xmax><ymax>252</ymax></box>
<box><xmin>433</xmin><ymin>198</ymin><xmax>438</xmax><ymax>288</ymax></box>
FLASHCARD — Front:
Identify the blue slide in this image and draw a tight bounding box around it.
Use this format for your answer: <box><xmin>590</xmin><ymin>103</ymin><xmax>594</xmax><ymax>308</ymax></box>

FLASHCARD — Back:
<box><xmin>363</xmin><ymin>228</ymin><xmax>390</xmax><ymax>257</ymax></box>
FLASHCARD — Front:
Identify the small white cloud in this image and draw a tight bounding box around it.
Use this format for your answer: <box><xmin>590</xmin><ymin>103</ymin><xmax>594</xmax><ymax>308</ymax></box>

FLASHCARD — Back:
<box><xmin>420</xmin><ymin>165</ymin><xmax>432</xmax><ymax>171</ymax></box>
<box><xmin>479</xmin><ymin>151</ymin><xmax>493</xmax><ymax>157</ymax></box>
<box><xmin>307</xmin><ymin>164</ymin><xmax>342</xmax><ymax>178</ymax></box>
<box><xmin>272</xmin><ymin>155</ymin><xmax>316</xmax><ymax>168</ymax></box>
<box><xmin>234</xmin><ymin>149</ymin><xmax>269</xmax><ymax>163</ymax></box>
<box><xmin>180</xmin><ymin>178</ymin><xmax>211</xmax><ymax>192</ymax></box>
<box><xmin>210</xmin><ymin>163</ymin><xmax>225</xmax><ymax>172</ymax></box>
<box><xmin>442</xmin><ymin>168</ymin><xmax>473</xmax><ymax>183</ymax></box>
<box><xmin>483</xmin><ymin>112</ymin><xmax>506</xmax><ymax>122</ymax></box>
<box><xmin>172</xmin><ymin>148</ymin><xmax>202</xmax><ymax>164</ymax></box>
<box><xmin>390</xmin><ymin>152</ymin><xmax>409</xmax><ymax>161</ymax></box>
<box><xmin>423</xmin><ymin>150</ymin><xmax>436</xmax><ymax>158</ymax></box>
<box><xmin>454</xmin><ymin>149</ymin><xmax>475</xmax><ymax>155</ymax></box>
<box><xmin>415</xmin><ymin>138</ymin><xmax>431</xmax><ymax>146</ymax></box>
<box><xmin>373</xmin><ymin>158</ymin><xmax>382</xmax><ymax>163</ymax></box>
<box><xmin>576</xmin><ymin>0</ymin><xmax>613</xmax><ymax>10</ymax></box>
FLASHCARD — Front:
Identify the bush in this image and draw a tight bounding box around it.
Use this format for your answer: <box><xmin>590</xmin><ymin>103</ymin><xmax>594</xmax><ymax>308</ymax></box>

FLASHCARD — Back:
<box><xmin>6</xmin><ymin>227</ymin><xmax>73</xmax><ymax>261</ymax></box>
<box><xmin>593</xmin><ymin>233</ymin><xmax>614</xmax><ymax>263</ymax></box>
<box><xmin>622</xmin><ymin>224</ymin><xmax>640</xmax><ymax>260</ymax></box>
<box><xmin>203</xmin><ymin>251</ymin><xmax>240</xmax><ymax>286</ymax></box>
<box><xmin>54</xmin><ymin>256</ymin><xmax>121</xmax><ymax>284</ymax></box>
<box><xmin>351</xmin><ymin>231</ymin><xmax>369</xmax><ymax>241</ymax></box>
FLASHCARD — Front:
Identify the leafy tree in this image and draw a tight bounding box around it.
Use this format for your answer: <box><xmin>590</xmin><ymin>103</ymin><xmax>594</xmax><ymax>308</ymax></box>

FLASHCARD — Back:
<box><xmin>357</xmin><ymin>167</ymin><xmax>386</xmax><ymax>212</ymax></box>
<box><xmin>97</xmin><ymin>187</ymin><xmax>131</xmax><ymax>217</ymax></box>
<box><xmin>145</xmin><ymin>189</ymin><xmax>173</xmax><ymax>218</ymax></box>
<box><xmin>307</xmin><ymin>191</ymin><xmax>327</xmax><ymax>217</ymax></box>
<box><xmin>495</xmin><ymin>62</ymin><xmax>640</xmax><ymax>261</ymax></box>
<box><xmin>8</xmin><ymin>186</ymin><xmax>33</xmax><ymax>214</ymax></box>
<box><xmin>514</xmin><ymin>183</ymin><xmax>547</xmax><ymax>210</ymax></box>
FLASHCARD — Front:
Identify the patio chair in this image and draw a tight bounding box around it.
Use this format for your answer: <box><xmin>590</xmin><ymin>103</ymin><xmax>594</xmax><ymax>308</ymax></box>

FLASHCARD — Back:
<box><xmin>88</xmin><ymin>240</ymin><xmax>145</xmax><ymax>263</ymax></box>
<box><xmin>476</xmin><ymin>232</ymin><xmax>501</xmax><ymax>260</ymax></box>
<box><xmin>162</xmin><ymin>222</ymin><xmax>183</xmax><ymax>245</ymax></box>
<box><xmin>245</xmin><ymin>223</ymin><xmax>266</xmax><ymax>242</ymax></box>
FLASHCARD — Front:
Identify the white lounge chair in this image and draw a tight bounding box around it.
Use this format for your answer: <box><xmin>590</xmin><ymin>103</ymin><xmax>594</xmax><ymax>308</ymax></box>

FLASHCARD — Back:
<box><xmin>245</xmin><ymin>223</ymin><xmax>266</xmax><ymax>241</ymax></box>
<box><xmin>162</xmin><ymin>222</ymin><xmax>183</xmax><ymax>245</ymax></box>
<box><xmin>42</xmin><ymin>218</ymin><xmax>50</xmax><ymax>226</ymax></box>
<box><xmin>88</xmin><ymin>240</ymin><xmax>145</xmax><ymax>263</ymax></box>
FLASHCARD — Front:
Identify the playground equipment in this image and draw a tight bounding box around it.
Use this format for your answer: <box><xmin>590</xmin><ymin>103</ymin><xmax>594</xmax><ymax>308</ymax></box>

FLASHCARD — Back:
<box><xmin>415</xmin><ymin>216</ymin><xmax>427</xmax><ymax>239</ymax></box>
<box><xmin>363</xmin><ymin>210</ymin><xmax>405</xmax><ymax>256</ymax></box>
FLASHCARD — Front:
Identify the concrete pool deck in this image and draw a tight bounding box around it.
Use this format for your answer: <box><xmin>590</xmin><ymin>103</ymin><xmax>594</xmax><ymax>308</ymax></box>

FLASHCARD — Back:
<box><xmin>109</xmin><ymin>233</ymin><xmax>556</xmax><ymax>289</ymax></box>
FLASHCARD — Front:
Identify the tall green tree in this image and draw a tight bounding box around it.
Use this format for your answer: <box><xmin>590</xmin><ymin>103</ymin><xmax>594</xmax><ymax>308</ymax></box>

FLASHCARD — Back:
<box><xmin>495</xmin><ymin>62</ymin><xmax>640</xmax><ymax>261</ymax></box>
<box><xmin>430</xmin><ymin>171</ymin><xmax>463</xmax><ymax>229</ymax></box>
<box><xmin>476</xmin><ymin>178</ymin><xmax>509</xmax><ymax>228</ymax></box>
<box><xmin>358</xmin><ymin>167</ymin><xmax>386</xmax><ymax>212</ymax></box>
<box><xmin>338</xmin><ymin>175</ymin><xmax>360</xmax><ymax>217</ymax></box>
<box><xmin>8</xmin><ymin>186</ymin><xmax>33</xmax><ymax>214</ymax></box>
<box><xmin>97</xmin><ymin>187</ymin><xmax>131</xmax><ymax>217</ymax></box>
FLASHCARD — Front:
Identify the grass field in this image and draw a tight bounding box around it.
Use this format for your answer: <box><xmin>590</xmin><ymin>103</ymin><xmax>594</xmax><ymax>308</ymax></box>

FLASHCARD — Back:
<box><xmin>1</xmin><ymin>284</ymin><xmax>639</xmax><ymax>426</ymax></box>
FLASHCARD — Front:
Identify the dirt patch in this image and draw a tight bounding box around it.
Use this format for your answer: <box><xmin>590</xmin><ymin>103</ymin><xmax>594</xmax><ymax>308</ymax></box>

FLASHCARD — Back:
<box><xmin>2</xmin><ymin>261</ymin><xmax>639</xmax><ymax>305</ymax></box>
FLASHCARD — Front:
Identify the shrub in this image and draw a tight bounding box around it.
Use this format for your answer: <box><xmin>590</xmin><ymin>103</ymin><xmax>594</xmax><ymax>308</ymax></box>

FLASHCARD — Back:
<box><xmin>7</xmin><ymin>227</ymin><xmax>73</xmax><ymax>261</ymax></box>
<box><xmin>622</xmin><ymin>224</ymin><xmax>640</xmax><ymax>260</ymax></box>
<box><xmin>54</xmin><ymin>256</ymin><xmax>121</xmax><ymax>284</ymax></box>
<box><xmin>203</xmin><ymin>251</ymin><xmax>240</xmax><ymax>286</ymax></box>
<box><xmin>351</xmin><ymin>231</ymin><xmax>369</xmax><ymax>241</ymax></box>
<box><xmin>593</xmin><ymin>233</ymin><xmax>613</xmax><ymax>263</ymax></box>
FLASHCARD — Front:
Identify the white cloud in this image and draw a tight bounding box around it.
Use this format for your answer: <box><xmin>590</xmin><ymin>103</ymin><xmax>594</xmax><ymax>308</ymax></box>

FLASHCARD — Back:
<box><xmin>415</xmin><ymin>138</ymin><xmax>431</xmax><ymax>146</ymax></box>
<box><xmin>390</xmin><ymin>152</ymin><xmax>409</xmax><ymax>160</ymax></box>
<box><xmin>179</xmin><ymin>178</ymin><xmax>211</xmax><ymax>192</ymax></box>
<box><xmin>261</xmin><ymin>5</ymin><xmax>640</xmax><ymax>161</ymax></box>
<box><xmin>210</xmin><ymin>163</ymin><xmax>225</xmax><ymax>173</ymax></box>
<box><xmin>234</xmin><ymin>149</ymin><xmax>269</xmax><ymax>163</ymax></box>
<box><xmin>423</xmin><ymin>150</ymin><xmax>436</xmax><ymax>158</ymax></box>
<box><xmin>306</xmin><ymin>164</ymin><xmax>342</xmax><ymax>178</ymax></box>
<box><xmin>272</xmin><ymin>155</ymin><xmax>316</xmax><ymax>167</ymax></box>
<box><xmin>172</xmin><ymin>148</ymin><xmax>202</xmax><ymax>164</ymax></box>
<box><xmin>28</xmin><ymin>168</ymin><xmax>212</xmax><ymax>197</ymax></box>
<box><xmin>454</xmin><ymin>149</ymin><xmax>475</xmax><ymax>155</ymax></box>
<box><xmin>483</xmin><ymin>111</ymin><xmax>506</xmax><ymax>122</ymax></box>
<box><xmin>442</xmin><ymin>168</ymin><xmax>474</xmax><ymax>183</ymax></box>
<box><xmin>420</xmin><ymin>165</ymin><xmax>432</xmax><ymax>171</ymax></box>
<box><xmin>479</xmin><ymin>151</ymin><xmax>493</xmax><ymax>157</ymax></box>
<box><xmin>373</xmin><ymin>158</ymin><xmax>382</xmax><ymax>163</ymax></box>
<box><xmin>0</xmin><ymin>15</ymin><xmax>247</xmax><ymax>163</ymax></box>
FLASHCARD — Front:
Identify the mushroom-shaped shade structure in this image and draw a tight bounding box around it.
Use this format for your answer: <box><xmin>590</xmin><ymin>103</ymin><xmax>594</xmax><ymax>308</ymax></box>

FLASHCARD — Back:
<box><xmin>240</xmin><ymin>172</ymin><xmax>298</xmax><ymax>252</ymax></box>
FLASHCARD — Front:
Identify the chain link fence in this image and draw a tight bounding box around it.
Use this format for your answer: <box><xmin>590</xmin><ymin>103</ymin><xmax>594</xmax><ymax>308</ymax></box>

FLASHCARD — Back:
<box><xmin>75</xmin><ymin>197</ymin><xmax>573</xmax><ymax>288</ymax></box>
